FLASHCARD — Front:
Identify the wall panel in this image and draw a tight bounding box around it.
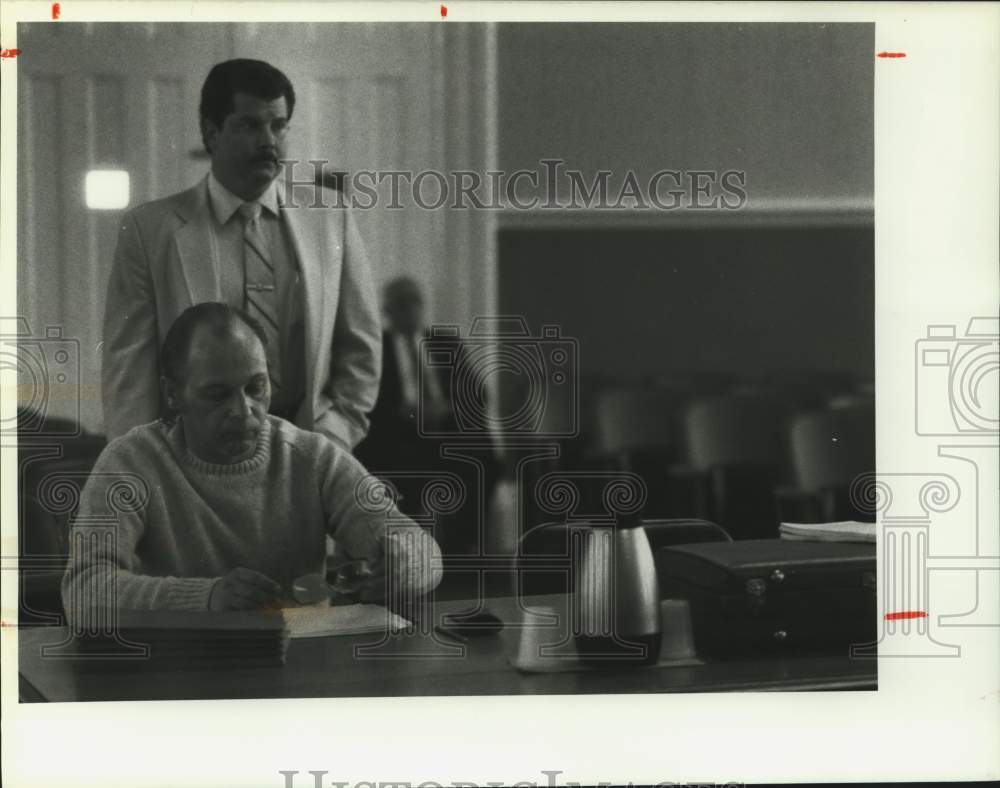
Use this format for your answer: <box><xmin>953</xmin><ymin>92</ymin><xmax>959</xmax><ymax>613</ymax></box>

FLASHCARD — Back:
<box><xmin>16</xmin><ymin>23</ymin><xmax>231</xmax><ymax>431</ymax></box>
<box><xmin>149</xmin><ymin>78</ymin><xmax>186</xmax><ymax>199</ymax></box>
<box><xmin>18</xmin><ymin>74</ymin><xmax>64</xmax><ymax>328</ymax></box>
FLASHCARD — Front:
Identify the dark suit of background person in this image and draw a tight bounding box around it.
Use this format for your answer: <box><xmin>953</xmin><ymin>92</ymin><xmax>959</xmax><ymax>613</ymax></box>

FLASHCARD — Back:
<box><xmin>101</xmin><ymin>59</ymin><xmax>380</xmax><ymax>450</ymax></box>
<box><xmin>355</xmin><ymin>277</ymin><xmax>501</xmax><ymax>554</ymax></box>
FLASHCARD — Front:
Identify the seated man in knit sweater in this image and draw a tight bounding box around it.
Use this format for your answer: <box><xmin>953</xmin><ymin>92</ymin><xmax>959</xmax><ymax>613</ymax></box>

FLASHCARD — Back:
<box><xmin>62</xmin><ymin>303</ymin><xmax>442</xmax><ymax>615</ymax></box>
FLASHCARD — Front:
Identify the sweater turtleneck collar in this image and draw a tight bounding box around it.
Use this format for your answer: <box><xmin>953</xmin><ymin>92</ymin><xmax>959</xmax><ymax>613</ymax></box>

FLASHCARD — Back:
<box><xmin>167</xmin><ymin>417</ymin><xmax>272</xmax><ymax>475</ymax></box>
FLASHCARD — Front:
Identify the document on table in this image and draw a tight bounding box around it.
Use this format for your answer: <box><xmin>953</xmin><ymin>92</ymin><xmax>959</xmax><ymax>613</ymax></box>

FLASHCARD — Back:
<box><xmin>282</xmin><ymin>603</ymin><xmax>411</xmax><ymax>639</ymax></box>
<box><xmin>779</xmin><ymin>520</ymin><xmax>876</xmax><ymax>543</ymax></box>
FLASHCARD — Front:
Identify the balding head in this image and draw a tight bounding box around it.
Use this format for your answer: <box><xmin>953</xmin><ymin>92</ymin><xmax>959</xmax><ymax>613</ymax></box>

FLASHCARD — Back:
<box><xmin>160</xmin><ymin>303</ymin><xmax>271</xmax><ymax>464</ymax></box>
<box><xmin>161</xmin><ymin>303</ymin><xmax>268</xmax><ymax>385</ymax></box>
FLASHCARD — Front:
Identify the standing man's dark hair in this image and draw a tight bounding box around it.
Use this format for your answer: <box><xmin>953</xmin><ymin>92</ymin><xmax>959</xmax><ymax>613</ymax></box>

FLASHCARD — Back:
<box><xmin>199</xmin><ymin>59</ymin><xmax>296</xmax><ymax>153</ymax></box>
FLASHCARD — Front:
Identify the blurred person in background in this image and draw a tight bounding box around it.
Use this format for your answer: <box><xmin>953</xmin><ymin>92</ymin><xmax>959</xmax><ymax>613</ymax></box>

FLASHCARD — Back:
<box><xmin>356</xmin><ymin>277</ymin><xmax>500</xmax><ymax>554</ymax></box>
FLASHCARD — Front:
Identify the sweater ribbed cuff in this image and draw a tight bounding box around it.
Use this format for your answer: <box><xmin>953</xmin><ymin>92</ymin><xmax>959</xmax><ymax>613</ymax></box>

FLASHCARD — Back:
<box><xmin>165</xmin><ymin>577</ymin><xmax>218</xmax><ymax>611</ymax></box>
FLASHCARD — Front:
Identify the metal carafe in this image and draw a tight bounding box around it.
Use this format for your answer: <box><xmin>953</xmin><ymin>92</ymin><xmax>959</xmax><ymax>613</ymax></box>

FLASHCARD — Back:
<box><xmin>573</xmin><ymin>510</ymin><xmax>661</xmax><ymax>666</ymax></box>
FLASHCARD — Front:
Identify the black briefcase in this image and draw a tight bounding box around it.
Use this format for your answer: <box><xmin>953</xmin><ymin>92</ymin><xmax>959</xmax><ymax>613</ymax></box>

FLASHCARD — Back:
<box><xmin>655</xmin><ymin>539</ymin><xmax>877</xmax><ymax>657</ymax></box>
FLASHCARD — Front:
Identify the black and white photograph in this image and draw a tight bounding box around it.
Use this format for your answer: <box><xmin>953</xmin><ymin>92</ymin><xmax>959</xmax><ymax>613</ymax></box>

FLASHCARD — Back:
<box><xmin>1</xmin><ymin>3</ymin><xmax>997</xmax><ymax>787</ymax></box>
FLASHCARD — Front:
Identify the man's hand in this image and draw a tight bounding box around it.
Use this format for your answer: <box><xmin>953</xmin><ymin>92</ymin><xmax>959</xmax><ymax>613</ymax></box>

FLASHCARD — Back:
<box><xmin>330</xmin><ymin>535</ymin><xmax>438</xmax><ymax>604</ymax></box>
<box><xmin>208</xmin><ymin>567</ymin><xmax>282</xmax><ymax>611</ymax></box>
<box><xmin>351</xmin><ymin>541</ymin><xmax>412</xmax><ymax>603</ymax></box>
<box><xmin>355</xmin><ymin>555</ymin><xmax>388</xmax><ymax>603</ymax></box>
<box><xmin>329</xmin><ymin>557</ymin><xmax>382</xmax><ymax>604</ymax></box>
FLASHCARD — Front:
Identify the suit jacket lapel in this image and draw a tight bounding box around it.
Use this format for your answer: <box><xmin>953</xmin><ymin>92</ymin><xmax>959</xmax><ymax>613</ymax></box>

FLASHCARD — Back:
<box><xmin>281</xmin><ymin>187</ymin><xmax>331</xmax><ymax>412</ymax></box>
<box><xmin>173</xmin><ymin>180</ymin><xmax>222</xmax><ymax>305</ymax></box>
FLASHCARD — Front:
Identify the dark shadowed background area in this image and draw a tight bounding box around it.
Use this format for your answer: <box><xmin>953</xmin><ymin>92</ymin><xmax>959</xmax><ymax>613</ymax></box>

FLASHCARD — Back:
<box><xmin>500</xmin><ymin>226</ymin><xmax>874</xmax><ymax>382</ymax></box>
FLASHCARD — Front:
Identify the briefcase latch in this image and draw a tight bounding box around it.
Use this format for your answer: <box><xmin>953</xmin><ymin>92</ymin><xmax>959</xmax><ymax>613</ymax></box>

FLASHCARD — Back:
<box><xmin>770</xmin><ymin>569</ymin><xmax>786</xmax><ymax>583</ymax></box>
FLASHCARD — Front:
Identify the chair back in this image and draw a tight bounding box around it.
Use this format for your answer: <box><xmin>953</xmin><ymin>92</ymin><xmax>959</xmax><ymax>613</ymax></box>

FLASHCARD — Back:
<box><xmin>790</xmin><ymin>407</ymin><xmax>875</xmax><ymax>494</ymax></box>
<box><xmin>828</xmin><ymin>393</ymin><xmax>875</xmax><ymax>412</ymax></box>
<box><xmin>639</xmin><ymin>518</ymin><xmax>733</xmax><ymax>551</ymax></box>
<box><xmin>684</xmin><ymin>394</ymin><xmax>787</xmax><ymax>471</ymax></box>
<box><xmin>592</xmin><ymin>386</ymin><xmax>679</xmax><ymax>460</ymax></box>
<box><xmin>18</xmin><ymin>434</ymin><xmax>106</xmax><ymax>625</ymax></box>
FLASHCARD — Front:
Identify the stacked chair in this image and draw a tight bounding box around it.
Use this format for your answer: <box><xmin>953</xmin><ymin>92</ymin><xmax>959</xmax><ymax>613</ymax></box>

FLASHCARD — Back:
<box><xmin>677</xmin><ymin>393</ymin><xmax>791</xmax><ymax>540</ymax></box>
<box><xmin>782</xmin><ymin>400</ymin><xmax>876</xmax><ymax>523</ymax></box>
<box><xmin>589</xmin><ymin>384</ymin><xmax>693</xmax><ymax>516</ymax></box>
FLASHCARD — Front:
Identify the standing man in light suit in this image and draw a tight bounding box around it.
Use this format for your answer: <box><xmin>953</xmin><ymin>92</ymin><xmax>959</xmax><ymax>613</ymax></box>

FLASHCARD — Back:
<box><xmin>102</xmin><ymin>59</ymin><xmax>380</xmax><ymax>450</ymax></box>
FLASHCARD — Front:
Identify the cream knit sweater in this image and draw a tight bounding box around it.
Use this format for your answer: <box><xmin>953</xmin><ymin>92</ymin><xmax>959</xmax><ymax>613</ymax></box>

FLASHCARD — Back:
<box><xmin>61</xmin><ymin>415</ymin><xmax>442</xmax><ymax>614</ymax></box>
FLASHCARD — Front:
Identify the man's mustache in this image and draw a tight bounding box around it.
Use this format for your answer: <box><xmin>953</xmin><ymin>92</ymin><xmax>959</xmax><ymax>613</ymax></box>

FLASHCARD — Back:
<box><xmin>251</xmin><ymin>153</ymin><xmax>279</xmax><ymax>164</ymax></box>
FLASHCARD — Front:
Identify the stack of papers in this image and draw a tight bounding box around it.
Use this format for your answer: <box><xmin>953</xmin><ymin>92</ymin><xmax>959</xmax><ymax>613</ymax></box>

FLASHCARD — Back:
<box><xmin>76</xmin><ymin>609</ymin><xmax>290</xmax><ymax>667</ymax></box>
<box><xmin>71</xmin><ymin>605</ymin><xmax>412</xmax><ymax>666</ymax></box>
<box><xmin>779</xmin><ymin>521</ymin><xmax>876</xmax><ymax>543</ymax></box>
<box><xmin>282</xmin><ymin>603</ymin><xmax>410</xmax><ymax>639</ymax></box>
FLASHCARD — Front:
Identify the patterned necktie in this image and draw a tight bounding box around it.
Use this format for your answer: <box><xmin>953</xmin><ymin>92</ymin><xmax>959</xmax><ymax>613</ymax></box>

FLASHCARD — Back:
<box><xmin>239</xmin><ymin>202</ymin><xmax>281</xmax><ymax>397</ymax></box>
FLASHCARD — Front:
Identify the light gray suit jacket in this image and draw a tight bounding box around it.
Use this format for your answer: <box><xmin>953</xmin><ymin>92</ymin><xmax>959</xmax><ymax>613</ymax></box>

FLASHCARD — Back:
<box><xmin>102</xmin><ymin>177</ymin><xmax>381</xmax><ymax>448</ymax></box>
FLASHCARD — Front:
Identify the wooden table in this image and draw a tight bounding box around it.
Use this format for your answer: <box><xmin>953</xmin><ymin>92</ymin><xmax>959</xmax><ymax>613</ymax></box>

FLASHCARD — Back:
<box><xmin>17</xmin><ymin>595</ymin><xmax>877</xmax><ymax>702</ymax></box>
